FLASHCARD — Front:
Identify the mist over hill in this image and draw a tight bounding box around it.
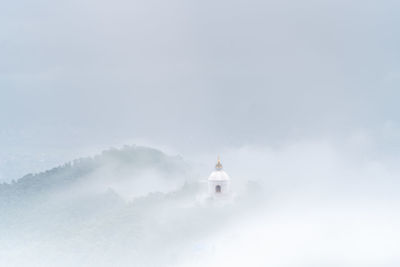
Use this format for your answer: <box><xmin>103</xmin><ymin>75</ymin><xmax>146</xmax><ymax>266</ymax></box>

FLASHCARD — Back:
<box><xmin>1</xmin><ymin>143</ymin><xmax>400</xmax><ymax>267</ymax></box>
<box><xmin>3</xmin><ymin>0</ymin><xmax>400</xmax><ymax>265</ymax></box>
<box><xmin>0</xmin><ymin>145</ymin><xmax>191</xmax><ymax>205</ymax></box>
<box><xmin>0</xmin><ymin>145</ymin><xmax>258</xmax><ymax>266</ymax></box>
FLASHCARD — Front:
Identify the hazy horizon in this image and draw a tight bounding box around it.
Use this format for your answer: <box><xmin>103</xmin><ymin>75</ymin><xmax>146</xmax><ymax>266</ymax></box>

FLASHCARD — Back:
<box><xmin>1</xmin><ymin>1</ymin><xmax>400</xmax><ymax>266</ymax></box>
<box><xmin>2</xmin><ymin>0</ymin><xmax>400</xmax><ymax>181</ymax></box>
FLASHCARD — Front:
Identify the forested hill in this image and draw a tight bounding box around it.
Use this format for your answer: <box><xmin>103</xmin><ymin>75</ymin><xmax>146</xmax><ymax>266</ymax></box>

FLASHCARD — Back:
<box><xmin>0</xmin><ymin>145</ymin><xmax>192</xmax><ymax>206</ymax></box>
<box><xmin>0</xmin><ymin>146</ymin><xmax>259</xmax><ymax>267</ymax></box>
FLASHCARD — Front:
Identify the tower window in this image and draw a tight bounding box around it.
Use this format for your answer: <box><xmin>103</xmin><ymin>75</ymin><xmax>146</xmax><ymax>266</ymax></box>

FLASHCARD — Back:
<box><xmin>215</xmin><ymin>185</ymin><xmax>221</xmax><ymax>193</ymax></box>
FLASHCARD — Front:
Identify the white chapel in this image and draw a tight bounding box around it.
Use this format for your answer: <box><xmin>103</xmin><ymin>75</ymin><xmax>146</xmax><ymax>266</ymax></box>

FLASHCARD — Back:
<box><xmin>208</xmin><ymin>157</ymin><xmax>231</xmax><ymax>197</ymax></box>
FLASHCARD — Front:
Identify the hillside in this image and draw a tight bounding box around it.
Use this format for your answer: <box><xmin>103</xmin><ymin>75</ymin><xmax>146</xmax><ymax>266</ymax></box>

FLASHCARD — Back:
<box><xmin>0</xmin><ymin>145</ymin><xmax>192</xmax><ymax>206</ymax></box>
<box><xmin>0</xmin><ymin>146</ymin><xmax>246</xmax><ymax>267</ymax></box>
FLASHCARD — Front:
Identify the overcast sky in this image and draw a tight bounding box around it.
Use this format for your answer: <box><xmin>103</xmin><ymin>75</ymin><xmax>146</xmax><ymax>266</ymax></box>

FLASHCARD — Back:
<box><xmin>1</xmin><ymin>0</ymin><xmax>400</xmax><ymax>180</ymax></box>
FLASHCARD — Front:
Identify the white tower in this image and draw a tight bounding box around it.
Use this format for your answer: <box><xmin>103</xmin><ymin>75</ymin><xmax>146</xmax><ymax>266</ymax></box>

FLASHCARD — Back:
<box><xmin>208</xmin><ymin>157</ymin><xmax>230</xmax><ymax>197</ymax></box>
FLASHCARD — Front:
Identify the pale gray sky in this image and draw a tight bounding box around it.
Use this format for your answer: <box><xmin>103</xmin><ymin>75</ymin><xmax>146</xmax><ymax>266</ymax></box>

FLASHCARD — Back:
<box><xmin>1</xmin><ymin>0</ymin><xmax>400</xmax><ymax>180</ymax></box>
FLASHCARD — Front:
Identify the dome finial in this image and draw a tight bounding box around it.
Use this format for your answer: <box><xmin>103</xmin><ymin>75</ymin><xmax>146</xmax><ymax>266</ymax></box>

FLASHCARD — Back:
<box><xmin>215</xmin><ymin>156</ymin><xmax>223</xmax><ymax>170</ymax></box>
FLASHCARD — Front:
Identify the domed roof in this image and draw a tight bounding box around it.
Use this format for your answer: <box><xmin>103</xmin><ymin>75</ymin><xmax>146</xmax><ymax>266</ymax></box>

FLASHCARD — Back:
<box><xmin>208</xmin><ymin>157</ymin><xmax>230</xmax><ymax>181</ymax></box>
<box><xmin>209</xmin><ymin>170</ymin><xmax>230</xmax><ymax>181</ymax></box>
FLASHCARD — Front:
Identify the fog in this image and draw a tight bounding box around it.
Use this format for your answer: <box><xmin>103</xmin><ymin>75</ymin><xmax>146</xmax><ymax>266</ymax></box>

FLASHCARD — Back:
<box><xmin>1</xmin><ymin>142</ymin><xmax>399</xmax><ymax>266</ymax></box>
<box><xmin>1</xmin><ymin>0</ymin><xmax>400</xmax><ymax>266</ymax></box>
<box><xmin>2</xmin><ymin>0</ymin><xmax>400</xmax><ymax>181</ymax></box>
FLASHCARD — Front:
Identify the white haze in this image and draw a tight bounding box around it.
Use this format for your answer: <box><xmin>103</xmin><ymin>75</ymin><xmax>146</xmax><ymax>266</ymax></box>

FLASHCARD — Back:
<box><xmin>1</xmin><ymin>138</ymin><xmax>400</xmax><ymax>266</ymax></box>
<box><xmin>186</xmin><ymin>136</ymin><xmax>400</xmax><ymax>267</ymax></box>
<box><xmin>1</xmin><ymin>0</ymin><xmax>400</xmax><ymax>266</ymax></box>
<box><xmin>1</xmin><ymin>0</ymin><xmax>400</xmax><ymax>181</ymax></box>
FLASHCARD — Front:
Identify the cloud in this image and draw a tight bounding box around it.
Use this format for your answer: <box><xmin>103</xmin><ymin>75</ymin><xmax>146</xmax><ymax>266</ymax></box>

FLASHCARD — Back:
<box><xmin>2</xmin><ymin>0</ymin><xmax>400</xmax><ymax>161</ymax></box>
